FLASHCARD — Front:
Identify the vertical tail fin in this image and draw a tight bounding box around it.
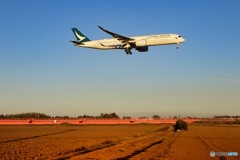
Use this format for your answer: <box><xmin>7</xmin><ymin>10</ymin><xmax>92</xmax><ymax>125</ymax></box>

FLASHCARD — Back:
<box><xmin>71</xmin><ymin>28</ymin><xmax>91</xmax><ymax>42</ymax></box>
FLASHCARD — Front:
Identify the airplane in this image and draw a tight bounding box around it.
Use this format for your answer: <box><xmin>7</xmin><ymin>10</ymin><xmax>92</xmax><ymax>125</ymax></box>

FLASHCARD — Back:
<box><xmin>70</xmin><ymin>26</ymin><xmax>185</xmax><ymax>55</ymax></box>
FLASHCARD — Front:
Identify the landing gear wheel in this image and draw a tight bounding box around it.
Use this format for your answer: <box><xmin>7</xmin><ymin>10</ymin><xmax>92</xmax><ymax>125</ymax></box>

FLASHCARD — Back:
<box><xmin>125</xmin><ymin>49</ymin><xmax>132</xmax><ymax>55</ymax></box>
<box><xmin>176</xmin><ymin>43</ymin><xmax>179</xmax><ymax>49</ymax></box>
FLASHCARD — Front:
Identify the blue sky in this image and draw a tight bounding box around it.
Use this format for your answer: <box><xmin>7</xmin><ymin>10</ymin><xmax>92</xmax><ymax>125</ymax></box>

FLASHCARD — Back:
<box><xmin>0</xmin><ymin>1</ymin><xmax>240</xmax><ymax>117</ymax></box>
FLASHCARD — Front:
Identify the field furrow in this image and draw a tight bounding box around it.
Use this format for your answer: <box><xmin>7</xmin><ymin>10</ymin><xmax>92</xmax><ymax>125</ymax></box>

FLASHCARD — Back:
<box><xmin>0</xmin><ymin>124</ymin><xmax>239</xmax><ymax>160</ymax></box>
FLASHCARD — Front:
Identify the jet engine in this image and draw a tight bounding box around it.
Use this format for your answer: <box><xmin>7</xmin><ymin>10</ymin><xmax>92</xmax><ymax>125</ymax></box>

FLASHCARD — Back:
<box><xmin>136</xmin><ymin>46</ymin><xmax>148</xmax><ymax>52</ymax></box>
<box><xmin>135</xmin><ymin>40</ymin><xmax>147</xmax><ymax>47</ymax></box>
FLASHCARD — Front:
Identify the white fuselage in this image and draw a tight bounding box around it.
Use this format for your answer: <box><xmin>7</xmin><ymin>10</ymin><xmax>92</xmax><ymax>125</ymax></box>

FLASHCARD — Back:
<box><xmin>75</xmin><ymin>34</ymin><xmax>185</xmax><ymax>50</ymax></box>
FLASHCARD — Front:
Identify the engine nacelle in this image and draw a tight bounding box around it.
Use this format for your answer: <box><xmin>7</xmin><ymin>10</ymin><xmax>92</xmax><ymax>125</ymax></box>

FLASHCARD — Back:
<box><xmin>135</xmin><ymin>39</ymin><xmax>147</xmax><ymax>47</ymax></box>
<box><xmin>136</xmin><ymin>46</ymin><xmax>148</xmax><ymax>52</ymax></box>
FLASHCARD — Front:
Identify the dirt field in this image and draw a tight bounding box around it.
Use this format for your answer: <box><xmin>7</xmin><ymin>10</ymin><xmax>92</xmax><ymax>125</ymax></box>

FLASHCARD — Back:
<box><xmin>0</xmin><ymin>124</ymin><xmax>239</xmax><ymax>160</ymax></box>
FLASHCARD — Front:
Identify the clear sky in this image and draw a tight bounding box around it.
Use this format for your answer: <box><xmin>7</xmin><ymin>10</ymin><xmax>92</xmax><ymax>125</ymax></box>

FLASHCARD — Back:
<box><xmin>0</xmin><ymin>1</ymin><xmax>240</xmax><ymax>117</ymax></box>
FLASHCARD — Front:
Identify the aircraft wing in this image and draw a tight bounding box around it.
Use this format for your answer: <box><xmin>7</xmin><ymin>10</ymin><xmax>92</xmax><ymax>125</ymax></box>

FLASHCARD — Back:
<box><xmin>98</xmin><ymin>26</ymin><xmax>134</xmax><ymax>43</ymax></box>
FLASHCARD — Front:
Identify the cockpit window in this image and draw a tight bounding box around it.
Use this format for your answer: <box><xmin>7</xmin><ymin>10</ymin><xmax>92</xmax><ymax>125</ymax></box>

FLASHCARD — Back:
<box><xmin>178</xmin><ymin>35</ymin><xmax>181</xmax><ymax>38</ymax></box>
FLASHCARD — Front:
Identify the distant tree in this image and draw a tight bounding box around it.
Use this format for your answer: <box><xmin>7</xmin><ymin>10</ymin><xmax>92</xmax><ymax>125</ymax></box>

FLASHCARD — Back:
<box><xmin>83</xmin><ymin>114</ymin><xmax>88</xmax><ymax>118</ymax></box>
<box><xmin>232</xmin><ymin>116</ymin><xmax>240</xmax><ymax>118</ymax></box>
<box><xmin>83</xmin><ymin>115</ymin><xmax>88</xmax><ymax>118</ymax></box>
<box><xmin>99</xmin><ymin>112</ymin><xmax>120</xmax><ymax>119</ymax></box>
<box><xmin>123</xmin><ymin>116</ymin><xmax>131</xmax><ymax>119</ymax></box>
<box><xmin>152</xmin><ymin>115</ymin><xmax>161</xmax><ymax>119</ymax></box>
<box><xmin>213</xmin><ymin>115</ymin><xmax>232</xmax><ymax>118</ymax></box>
<box><xmin>139</xmin><ymin>117</ymin><xmax>147</xmax><ymax>119</ymax></box>
<box><xmin>78</xmin><ymin>114</ymin><xmax>95</xmax><ymax>119</ymax></box>
<box><xmin>55</xmin><ymin>115</ymin><xmax>69</xmax><ymax>119</ymax></box>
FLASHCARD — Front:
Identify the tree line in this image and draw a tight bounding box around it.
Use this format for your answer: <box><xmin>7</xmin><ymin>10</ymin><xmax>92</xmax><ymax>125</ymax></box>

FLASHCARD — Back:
<box><xmin>1</xmin><ymin>112</ymin><xmax>239</xmax><ymax>119</ymax></box>
<box><xmin>0</xmin><ymin>112</ymin><xmax>51</xmax><ymax>119</ymax></box>
<box><xmin>213</xmin><ymin>115</ymin><xmax>240</xmax><ymax>118</ymax></box>
<box><xmin>0</xmin><ymin>112</ymin><xmax>120</xmax><ymax>119</ymax></box>
<box><xmin>78</xmin><ymin>112</ymin><xmax>120</xmax><ymax>119</ymax></box>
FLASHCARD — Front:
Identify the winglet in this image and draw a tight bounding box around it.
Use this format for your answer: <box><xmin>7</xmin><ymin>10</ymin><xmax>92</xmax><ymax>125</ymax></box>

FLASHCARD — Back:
<box><xmin>98</xmin><ymin>25</ymin><xmax>104</xmax><ymax>30</ymax></box>
<box><xmin>98</xmin><ymin>26</ymin><xmax>107</xmax><ymax>32</ymax></box>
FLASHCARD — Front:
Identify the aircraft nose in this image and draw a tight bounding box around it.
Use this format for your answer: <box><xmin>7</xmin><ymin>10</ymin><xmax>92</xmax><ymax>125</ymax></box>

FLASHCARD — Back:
<box><xmin>182</xmin><ymin>37</ymin><xmax>185</xmax><ymax>42</ymax></box>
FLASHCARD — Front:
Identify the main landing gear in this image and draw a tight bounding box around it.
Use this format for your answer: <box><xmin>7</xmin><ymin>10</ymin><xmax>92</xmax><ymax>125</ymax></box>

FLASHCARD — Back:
<box><xmin>124</xmin><ymin>44</ymin><xmax>132</xmax><ymax>55</ymax></box>
<box><xmin>125</xmin><ymin>48</ymin><xmax>132</xmax><ymax>55</ymax></box>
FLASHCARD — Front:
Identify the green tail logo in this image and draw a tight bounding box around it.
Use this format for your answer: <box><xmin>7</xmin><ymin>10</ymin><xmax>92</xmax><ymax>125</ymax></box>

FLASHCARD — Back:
<box><xmin>71</xmin><ymin>28</ymin><xmax>91</xmax><ymax>42</ymax></box>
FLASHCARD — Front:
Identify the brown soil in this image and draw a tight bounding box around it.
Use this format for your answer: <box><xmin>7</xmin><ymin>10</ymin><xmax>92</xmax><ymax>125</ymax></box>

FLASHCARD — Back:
<box><xmin>165</xmin><ymin>125</ymin><xmax>240</xmax><ymax>160</ymax></box>
<box><xmin>0</xmin><ymin>124</ymin><xmax>239</xmax><ymax>160</ymax></box>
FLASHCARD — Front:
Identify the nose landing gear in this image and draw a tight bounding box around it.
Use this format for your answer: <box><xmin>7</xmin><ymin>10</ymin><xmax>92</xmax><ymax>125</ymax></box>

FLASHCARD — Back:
<box><xmin>176</xmin><ymin>43</ymin><xmax>179</xmax><ymax>49</ymax></box>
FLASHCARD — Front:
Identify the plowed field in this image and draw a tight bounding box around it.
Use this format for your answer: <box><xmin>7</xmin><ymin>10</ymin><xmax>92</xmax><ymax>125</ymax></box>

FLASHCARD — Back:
<box><xmin>0</xmin><ymin>124</ymin><xmax>239</xmax><ymax>160</ymax></box>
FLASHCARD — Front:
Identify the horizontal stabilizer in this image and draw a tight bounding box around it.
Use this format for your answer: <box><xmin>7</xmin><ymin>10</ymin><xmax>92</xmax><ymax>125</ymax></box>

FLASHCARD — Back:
<box><xmin>70</xmin><ymin>40</ymin><xmax>83</xmax><ymax>45</ymax></box>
